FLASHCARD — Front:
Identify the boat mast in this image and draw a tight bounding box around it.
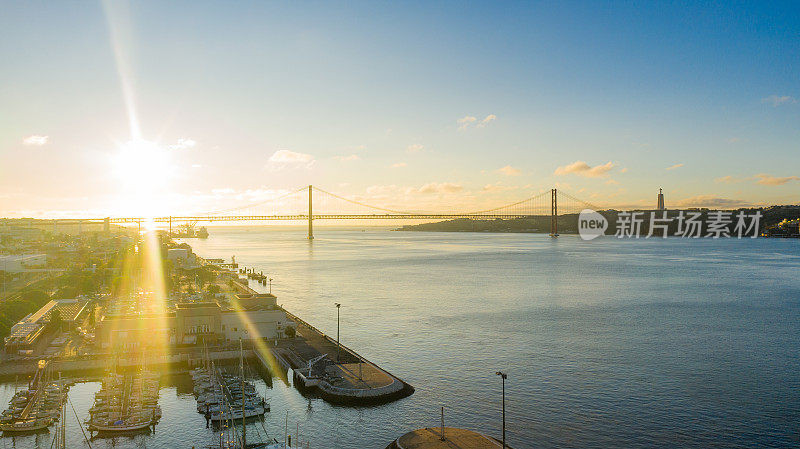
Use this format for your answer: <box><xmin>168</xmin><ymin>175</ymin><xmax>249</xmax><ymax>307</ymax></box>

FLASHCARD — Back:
<box><xmin>240</xmin><ymin>338</ymin><xmax>245</xmax><ymax>448</ymax></box>
<box><xmin>59</xmin><ymin>372</ymin><xmax>65</xmax><ymax>449</ymax></box>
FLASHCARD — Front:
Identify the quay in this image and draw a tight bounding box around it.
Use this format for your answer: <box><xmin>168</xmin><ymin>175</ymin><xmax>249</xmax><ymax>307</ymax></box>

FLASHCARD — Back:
<box><xmin>269</xmin><ymin>308</ymin><xmax>414</xmax><ymax>405</ymax></box>
<box><xmin>0</xmin><ymin>243</ymin><xmax>413</xmax><ymax>407</ymax></box>
<box><xmin>231</xmin><ymin>260</ymin><xmax>414</xmax><ymax>405</ymax></box>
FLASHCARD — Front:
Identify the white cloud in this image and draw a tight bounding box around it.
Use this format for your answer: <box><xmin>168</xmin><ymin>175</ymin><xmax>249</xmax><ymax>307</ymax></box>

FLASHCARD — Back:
<box><xmin>391</xmin><ymin>162</ymin><xmax>407</xmax><ymax>168</ymax></box>
<box><xmin>407</xmin><ymin>144</ymin><xmax>424</xmax><ymax>153</ymax></box>
<box><xmin>267</xmin><ymin>149</ymin><xmax>315</xmax><ymax>169</ymax></box>
<box><xmin>191</xmin><ymin>164</ymin><xmax>203</xmax><ymax>168</ymax></box>
<box><xmin>666</xmin><ymin>163</ymin><xmax>684</xmax><ymax>170</ymax></box>
<box><xmin>334</xmin><ymin>154</ymin><xmax>360</xmax><ymax>162</ymax></box>
<box><xmin>554</xmin><ymin>160</ymin><xmax>615</xmax><ymax>178</ymax></box>
<box><xmin>418</xmin><ymin>182</ymin><xmax>463</xmax><ymax>194</ymax></box>
<box><xmin>481</xmin><ymin>182</ymin><xmax>517</xmax><ymax>193</ymax></box>
<box><xmin>477</xmin><ymin>114</ymin><xmax>497</xmax><ymax>128</ymax></box>
<box><xmin>762</xmin><ymin>95</ymin><xmax>797</xmax><ymax>107</ymax></box>
<box><xmin>714</xmin><ymin>175</ymin><xmax>741</xmax><ymax>184</ymax></box>
<box><xmin>458</xmin><ymin>114</ymin><xmax>497</xmax><ymax>130</ymax></box>
<box><xmin>23</xmin><ymin>135</ymin><xmax>48</xmax><ymax>146</ymax></box>
<box><xmin>366</xmin><ymin>184</ymin><xmax>400</xmax><ymax>196</ymax></box>
<box><xmin>457</xmin><ymin>116</ymin><xmax>477</xmax><ymax>130</ymax></box>
<box><xmin>676</xmin><ymin>195</ymin><xmax>752</xmax><ymax>208</ymax></box>
<box><xmin>754</xmin><ymin>173</ymin><xmax>800</xmax><ymax>186</ymax></box>
<box><xmin>169</xmin><ymin>138</ymin><xmax>196</xmax><ymax>150</ymax></box>
<box><xmin>497</xmin><ymin>165</ymin><xmax>521</xmax><ymax>176</ymax></box>
<box><xmin>727</xmin><ymin>137</ymin><xmax>740</xmax><ymax>143</ymax></box>
<box><xmin>605</xmin><ymin>179</ymin><xmax>620</xmax><ymax>185</ymax></box>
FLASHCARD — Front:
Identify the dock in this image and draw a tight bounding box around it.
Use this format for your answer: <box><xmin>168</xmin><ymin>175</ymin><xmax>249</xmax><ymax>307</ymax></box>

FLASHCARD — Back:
<box><xmin>269</xmin><ymin>309</ymin><xmax>414</xmax><ymax>405</ymax></box>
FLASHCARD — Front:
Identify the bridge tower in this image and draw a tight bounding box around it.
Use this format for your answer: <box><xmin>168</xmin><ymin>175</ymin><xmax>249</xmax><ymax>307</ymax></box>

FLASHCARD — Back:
<box><xmin>550</xmin><ymin>188</ymin><xmax>558</xmax><ymax>237</ymax></box>
<box><xmin>308</xmin><ymin>185</ymin><xmax>314</xmax><ymax>240</ymax></box>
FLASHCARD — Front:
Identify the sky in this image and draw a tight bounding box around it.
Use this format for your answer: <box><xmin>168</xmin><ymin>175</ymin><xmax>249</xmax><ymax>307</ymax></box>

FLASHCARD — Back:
<box><xmin>1</xmin><ymin>1</ymin><xmax>798</xmax><ymax>218</ymax></box>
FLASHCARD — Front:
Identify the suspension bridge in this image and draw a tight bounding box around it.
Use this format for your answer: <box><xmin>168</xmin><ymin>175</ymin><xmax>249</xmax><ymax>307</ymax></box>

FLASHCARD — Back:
<box><xmin>3</xmin><ymin>186</ymin><xmax>599</xmax><ymax>239</ymax></box>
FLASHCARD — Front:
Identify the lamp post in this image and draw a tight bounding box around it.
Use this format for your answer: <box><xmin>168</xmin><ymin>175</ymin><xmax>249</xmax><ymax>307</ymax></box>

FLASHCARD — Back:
<box><xmin>268</xmin><ymin>278</ymin><xmax>273</xmax><ymax>294</ymax></box>
<box><xmin>335</xmin><ymin>303</ymin><xmax>341</xmax><ymax>362</ymax></box>
<box><xmin>496</xmin><ymin>371</ymin><xmax>507</xmax><ymax>448</ymax></box>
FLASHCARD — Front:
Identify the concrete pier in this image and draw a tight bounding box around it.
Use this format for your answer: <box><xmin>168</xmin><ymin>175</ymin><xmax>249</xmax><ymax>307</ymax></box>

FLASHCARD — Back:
<box><xmin>269</xmin><ymin>309</ymin><xmax>414</xmax><ymax>405</ymax></box>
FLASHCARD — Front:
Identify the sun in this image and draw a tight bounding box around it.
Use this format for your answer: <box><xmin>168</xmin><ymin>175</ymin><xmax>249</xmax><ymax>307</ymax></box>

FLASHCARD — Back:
<box><xmin>112</xmin><ymin>138</ymin><xmax>175</xmax><ymax>217</ymax></box>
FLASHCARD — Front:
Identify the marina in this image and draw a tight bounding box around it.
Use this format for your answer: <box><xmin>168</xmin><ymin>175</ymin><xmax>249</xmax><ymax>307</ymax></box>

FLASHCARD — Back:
<box><xmin>0</xmin><ymin>361</ymin><xmax>68</xmax><ymax>433</ymax></box>
<box><xmin>193</xmin><ymin>342</ymin><xmax>269</xmax><ymax>424</ymax></box>
<box><xmin>85</xmin><ymin>368</ymin><xmax>161</xmax><ymax>434</ymax></box>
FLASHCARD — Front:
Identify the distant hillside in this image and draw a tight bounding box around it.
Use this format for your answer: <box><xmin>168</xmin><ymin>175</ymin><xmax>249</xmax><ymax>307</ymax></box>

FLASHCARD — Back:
<box><xmin>396</xmin><ymin>206</ymin><xmax>800</xmax><ymax>236</ymax></box>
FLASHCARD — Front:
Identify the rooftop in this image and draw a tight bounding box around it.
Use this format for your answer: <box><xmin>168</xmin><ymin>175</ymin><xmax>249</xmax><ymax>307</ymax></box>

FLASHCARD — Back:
<box><xmin>393</xmin><ymin>428</ymin><xmax>503</xmax><ymax>449</ymax></box>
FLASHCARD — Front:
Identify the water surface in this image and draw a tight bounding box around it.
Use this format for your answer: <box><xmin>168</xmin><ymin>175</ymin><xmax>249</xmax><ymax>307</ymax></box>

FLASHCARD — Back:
<box><xmin>2</xmin><ymin>227</ymin><xmax>798</xmax><ymax>448</ymax></box>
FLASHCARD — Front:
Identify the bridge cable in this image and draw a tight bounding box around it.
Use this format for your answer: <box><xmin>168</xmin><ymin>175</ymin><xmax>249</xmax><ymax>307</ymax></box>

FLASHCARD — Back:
<box><xmin>202</xmin><ymin>186</ymin><xmax>308</xmax><ymax>216</ymax></box>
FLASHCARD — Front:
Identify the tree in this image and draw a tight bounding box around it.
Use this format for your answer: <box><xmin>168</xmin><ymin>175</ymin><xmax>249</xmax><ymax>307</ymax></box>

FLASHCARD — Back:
<box><xmin>53</xmin><ymin>286</ymin><xmax>78</xmax><ymax>299</ymax></box>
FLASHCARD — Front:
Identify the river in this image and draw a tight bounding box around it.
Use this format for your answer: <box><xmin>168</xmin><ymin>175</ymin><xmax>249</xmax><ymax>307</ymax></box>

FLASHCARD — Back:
<box><xmin>2</xmin><ymin>226</ymin><xmax>799</xmax><ymax>448</ymax></box>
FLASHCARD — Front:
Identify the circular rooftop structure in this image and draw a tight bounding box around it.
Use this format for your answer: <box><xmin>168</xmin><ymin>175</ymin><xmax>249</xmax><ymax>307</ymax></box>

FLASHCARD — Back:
<box><xmin>389</xmin><ymin>427</ymin><xmax>505</xmax><ymax>449</ymax></box>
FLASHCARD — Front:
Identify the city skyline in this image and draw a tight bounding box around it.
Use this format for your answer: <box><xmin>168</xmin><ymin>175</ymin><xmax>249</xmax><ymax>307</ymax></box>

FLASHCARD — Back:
<box><xmin>1</xmin><ymin>1</ymin><xmax>798</xmax><ymax>218</ymax></box>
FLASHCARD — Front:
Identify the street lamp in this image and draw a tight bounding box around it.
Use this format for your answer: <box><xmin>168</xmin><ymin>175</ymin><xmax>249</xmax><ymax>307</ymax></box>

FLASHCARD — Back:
<box><xmin>268</xmin><ymin>278</ymin><xmax>273</xmax><ymax>294</ymax></box>
<box><xmin>496</xmin><ymin>371</ymin><xmax>507</xmax><ymax>448</ymax></box>
<box><xmin>335</xmin><ymin>303</ymin><xmax>341</xmax><ymax>362</ymax></box>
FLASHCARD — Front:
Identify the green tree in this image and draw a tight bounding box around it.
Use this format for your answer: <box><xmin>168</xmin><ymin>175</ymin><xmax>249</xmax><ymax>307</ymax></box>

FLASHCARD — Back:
<box><xmin>53</xmin><ymin>286</ymin><xmax>78</xmax><ymax>299</ymax></box>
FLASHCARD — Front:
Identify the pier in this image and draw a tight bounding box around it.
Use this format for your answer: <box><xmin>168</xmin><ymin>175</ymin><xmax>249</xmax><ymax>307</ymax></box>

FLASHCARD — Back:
<box><xmin>269</xmin><ymin>309</ymin><xmax>414</xmax><ymax>405</ymax></box>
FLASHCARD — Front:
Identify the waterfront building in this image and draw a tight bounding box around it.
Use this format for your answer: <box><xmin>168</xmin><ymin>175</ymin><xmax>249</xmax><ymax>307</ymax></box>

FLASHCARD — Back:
<box><xmin>174</xmin><ymin>302</ymin><xmax>221</xmax><ymax>345</ymax></box>
<box><xmin>97</xmin><ymin>292</ymin><xmax>294</xmax><ymax>350</ymax></box>
<box><xmin>223</xmin><ymin>293</ymin><xmax>291</xmax><ymax>342</ymax></box>
<box><xmin>95</xmin><ymin>311</ymin><xmax>175</xmax><ymax>351</ymax></box>
<box><xmin>4</xmin><ymin>297</ymin><xmax>90</xmax><ymax>354</ymax></box>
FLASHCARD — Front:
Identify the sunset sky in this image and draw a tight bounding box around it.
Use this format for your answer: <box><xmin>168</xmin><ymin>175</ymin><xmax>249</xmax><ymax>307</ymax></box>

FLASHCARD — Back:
<box><xmin>1</xmin><ymin>1</ymin><xmax>798</xmax><ymax>218</ymax></box>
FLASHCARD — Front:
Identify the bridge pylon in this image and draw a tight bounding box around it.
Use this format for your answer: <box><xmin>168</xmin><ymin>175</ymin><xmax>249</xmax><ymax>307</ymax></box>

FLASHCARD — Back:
<box><xmin>550</xmin><ymin>188</ymin><xmax>558</xmax><ymax>237</ymax></box>
<box><xmin>308</xmin><ymin>185</ymin><xmax>314</xmax><ymax>240</ymax></box>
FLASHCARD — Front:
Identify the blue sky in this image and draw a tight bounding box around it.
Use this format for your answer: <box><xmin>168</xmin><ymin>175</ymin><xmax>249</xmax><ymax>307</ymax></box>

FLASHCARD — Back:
<box><xmin>0</xmin><ymin>1</ymin><xmax>798</xmax><ymax>217</ymax></box>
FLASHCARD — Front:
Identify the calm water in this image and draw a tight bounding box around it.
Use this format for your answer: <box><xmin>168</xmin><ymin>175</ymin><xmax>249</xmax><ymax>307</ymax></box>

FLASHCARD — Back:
<box><xmin>2</xmin><ymin>227</ymin><xmax>799</xmax><ymax>448</ymax></box>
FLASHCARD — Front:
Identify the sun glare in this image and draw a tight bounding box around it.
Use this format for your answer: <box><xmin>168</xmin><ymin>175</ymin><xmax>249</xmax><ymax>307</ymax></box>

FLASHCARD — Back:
<box><xmin>113</xmin><ymin>139</ymin><xmax>174</xmax><ymax>217</ymax></box>
<box><xmin>114</xmin><ymin>139</ymin><xmax>172</xmax><ymax>191</ymax></box>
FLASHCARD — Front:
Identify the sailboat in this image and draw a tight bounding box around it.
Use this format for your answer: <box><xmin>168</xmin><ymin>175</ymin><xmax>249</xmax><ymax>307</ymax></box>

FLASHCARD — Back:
<box><xmin>86</xmin><ymin>355</ymin><xmax>161</xmax><ymax>433</ymax></box>
<box><xmin>50</xmin><ymin>373</ymin><xmax>93</xmax><ymax>449</ymax></box>
<box><xmin>0</xmin><ymin>361</ymin><xmax>68</xmax><ymax>433</ymax></box>
<box><xmin>204</xmin><ymin>340</ymin><xmax>304</xmax><ymax>449</ymax></box>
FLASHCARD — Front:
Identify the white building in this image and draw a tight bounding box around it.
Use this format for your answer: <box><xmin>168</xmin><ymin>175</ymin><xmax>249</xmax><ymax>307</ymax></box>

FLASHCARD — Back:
<box><xmin>221</xmin><ymin>308</ymin><xmax>290</xmax><ymax>342</ymax></box>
